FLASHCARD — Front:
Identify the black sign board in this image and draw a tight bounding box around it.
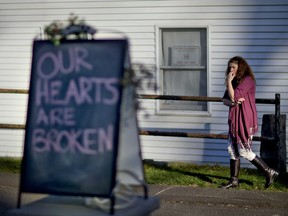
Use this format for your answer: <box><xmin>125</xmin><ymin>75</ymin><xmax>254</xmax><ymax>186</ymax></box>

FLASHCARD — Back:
<box><xmin>21</xmin><ymin>39</ymin><xmax>127</xmax><ymax>197</ymax></box>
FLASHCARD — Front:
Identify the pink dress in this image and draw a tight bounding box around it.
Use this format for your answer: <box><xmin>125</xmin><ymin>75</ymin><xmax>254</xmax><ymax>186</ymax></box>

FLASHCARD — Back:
<box><xmin>223</xmin><ymin>76</ymin><xmax>258</xmax><ymax>149</ymax></box>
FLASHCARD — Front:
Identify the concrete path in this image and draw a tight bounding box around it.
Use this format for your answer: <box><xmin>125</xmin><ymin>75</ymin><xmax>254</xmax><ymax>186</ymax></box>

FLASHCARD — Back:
<box><xmin>1</xmin><ymin>173</ymin><xmax>288</xmax><ymax>216</ymax></box>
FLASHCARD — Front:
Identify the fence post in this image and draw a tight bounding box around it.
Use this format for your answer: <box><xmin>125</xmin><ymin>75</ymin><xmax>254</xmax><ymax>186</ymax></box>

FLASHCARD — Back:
<box><xmin>260</xmin><ymin>94</ymin><xmax>287</xmax><ymax>174</ymax></box>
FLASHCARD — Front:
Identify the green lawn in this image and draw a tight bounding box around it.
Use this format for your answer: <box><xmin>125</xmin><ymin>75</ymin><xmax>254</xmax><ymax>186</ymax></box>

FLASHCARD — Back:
<box><xmin>144</xmin><ymin>160</ymin><xmax>288</xmax><ymax>192</ymax></box>
<box><xmin>0</xmin><ymin>157</ymin><xmax>21</xmax><ymax>173</ymax></box>
<box><xmin>1</xmin><ymin>157</ymin><xmax>287</xmax><ymax>192</ymax></box>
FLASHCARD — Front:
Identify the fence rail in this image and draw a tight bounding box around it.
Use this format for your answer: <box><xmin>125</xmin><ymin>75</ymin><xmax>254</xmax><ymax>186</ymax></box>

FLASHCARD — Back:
<box><xmin>137</xmin><ymin>94</ymin><xmax>278</xmax><ymax>104</ymax></box>
<box><xmin>0</xmin><ymin>89</ymin><xmax>28</xmax><ymax>94</ymax></box>
<box><xmin>0</xmin><ymin>89</ymin><xmax>281</xmax><ymax>143</ymax></box>
<box><xmin>137</xmin><ymin>93</ymin><xmax>281</xmax><ymax>143</ymax></box>
<box><xmin>0</xmin><ymin>89</ymin><xmax>284</xmax><ymax>173</ymax></box>
<box><xmin>138</xmin><ymin>130</ymin><xmax>274</xmax><ymax>142</ymax></box>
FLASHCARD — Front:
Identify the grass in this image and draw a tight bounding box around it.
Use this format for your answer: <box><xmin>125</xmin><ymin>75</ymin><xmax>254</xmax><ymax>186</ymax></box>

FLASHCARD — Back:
<box><xmin>0</xmin><ymin>157</ymin><xmax>22</xmax><ymax>173</ymax></box>
<box><xmin>1</xmin><ymin>157</ymin><xmax>287</xmax><ymax>192</ymax></box>
<box><xmin>144</xmin><ymin>160</ymin><xmax>288</xmax><ymax>192</ymax></box>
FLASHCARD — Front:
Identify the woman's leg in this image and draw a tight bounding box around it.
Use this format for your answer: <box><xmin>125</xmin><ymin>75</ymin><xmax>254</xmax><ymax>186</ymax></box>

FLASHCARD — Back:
<box><xmin>251</xmin><ymin>156</ymin><xmax>279</xmax><ymax>188</ymax></box>
<box><xmin>221</xmin><ymin>140</ymin><xmax>240</xmax><ymax>189</ymax></box>
<box><xmin>220</xmin><ymin>159</ymin><xmax>240</xmax><ymax>189</ymax></box>
<box><xmin>239</xmin><ymin>147</ymin><xmax>279</xmax><ymax>188</ymax></box>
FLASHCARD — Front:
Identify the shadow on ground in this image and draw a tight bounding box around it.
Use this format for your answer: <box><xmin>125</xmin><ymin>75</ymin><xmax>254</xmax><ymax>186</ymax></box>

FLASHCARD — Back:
<box><xmin>144</xmin><ymin>160</ymin><xmax>288</xmax><ymax>190</ymax></box>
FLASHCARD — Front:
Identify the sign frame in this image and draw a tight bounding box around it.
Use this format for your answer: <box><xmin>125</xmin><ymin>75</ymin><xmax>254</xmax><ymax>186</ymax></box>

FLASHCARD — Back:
<box><xmin>20</xmin><ymin>39</ymin><xmax>128</xmax><ymax>201</ymax></box>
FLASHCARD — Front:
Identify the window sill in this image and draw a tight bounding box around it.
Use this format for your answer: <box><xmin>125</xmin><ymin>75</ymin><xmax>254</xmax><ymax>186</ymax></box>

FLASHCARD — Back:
<box><xmin>160</xmin><ymin>66</ymin><xmax>206</xmax><ymax>70</ymax></box>
<box><xmin>155</xmin><ymin>108</ymin><xmax>211</xmax><ymax>117</ymax></box>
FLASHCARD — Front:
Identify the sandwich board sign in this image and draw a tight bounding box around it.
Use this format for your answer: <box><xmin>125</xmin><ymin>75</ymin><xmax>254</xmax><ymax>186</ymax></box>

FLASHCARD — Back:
<box><xmin>20</xmin><ymin>38</ymin><xmax>145</xmax><ymax>202</ymax></box>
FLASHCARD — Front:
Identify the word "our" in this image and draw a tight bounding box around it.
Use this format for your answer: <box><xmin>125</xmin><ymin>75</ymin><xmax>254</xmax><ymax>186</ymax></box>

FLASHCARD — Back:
<box><xmin>37</xmin><ymin>46</ymin><xmax>93</xmax><ymax>79</ymax></box>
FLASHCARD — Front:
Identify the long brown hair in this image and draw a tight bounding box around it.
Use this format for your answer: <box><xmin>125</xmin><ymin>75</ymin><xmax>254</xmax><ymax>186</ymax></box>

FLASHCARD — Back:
<box><xmin>226</xmin><ymin>56</ymin><xmax>255</xmax><ymax>85</ymax></box>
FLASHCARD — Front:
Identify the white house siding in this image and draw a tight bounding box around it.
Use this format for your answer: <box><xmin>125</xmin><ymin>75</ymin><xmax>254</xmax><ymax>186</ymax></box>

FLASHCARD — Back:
<box><xmin>0</xmin><ymin>0</ymin><xmax>287</xmax><ymax>169</ymax></box>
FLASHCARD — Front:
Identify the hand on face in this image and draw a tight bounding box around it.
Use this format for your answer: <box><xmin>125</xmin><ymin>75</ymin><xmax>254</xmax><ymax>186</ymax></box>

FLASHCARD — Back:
<box><xmin>227</xmin><ymin>63</ymin><xmax>238</xmax><ymax>83</ymax></box>
<box><xmin>227</xmin><ymin>71</ymin><xmax>235</xmax><ymax>82</ymax></box>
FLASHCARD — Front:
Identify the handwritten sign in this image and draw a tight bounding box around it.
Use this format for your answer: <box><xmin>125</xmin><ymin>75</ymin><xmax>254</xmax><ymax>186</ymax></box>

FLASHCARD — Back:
<box><xmin>21</xmin><ymin>39</ymin><xmax>128</xmax><ymax>197</ymax></box>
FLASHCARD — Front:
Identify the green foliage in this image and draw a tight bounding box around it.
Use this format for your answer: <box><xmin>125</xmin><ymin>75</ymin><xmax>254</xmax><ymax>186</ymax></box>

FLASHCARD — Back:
<box><xmin>0</xmin><ymin>157</ymin><xmax>21</xmax><ymax>173</ymax></box>
<box><xmin>44</xmin><ymin>14</ymin><xmax>88</xmax><ymax>45</ymax></box>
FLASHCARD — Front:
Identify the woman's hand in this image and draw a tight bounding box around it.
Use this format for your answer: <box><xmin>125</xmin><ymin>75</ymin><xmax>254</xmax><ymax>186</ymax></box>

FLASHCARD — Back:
<box><xmin>227</xmin><ymin>72</ymin><xmax>235</xmax><ymax>83</ymax></box>
<box><xmin>237</xmin><ymin>97</ymin><xmax>245</xmax><ymax>104</ymax></box>
<box><xmin>223</xmin><ymin>98</ymin><xmax>245</xmax><ymax>107</ymax></box>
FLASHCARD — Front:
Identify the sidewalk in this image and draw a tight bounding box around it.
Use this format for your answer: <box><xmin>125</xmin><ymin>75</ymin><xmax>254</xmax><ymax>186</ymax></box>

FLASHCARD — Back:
<box><xmin>148</xmin><ymin>185</ymin><xmax>288</xmax><ymax>216</ymax></box>
<box><xmin>1</xmin><ymin>173</ymin><xmax>288</xmax><ymax>216</ymax></box>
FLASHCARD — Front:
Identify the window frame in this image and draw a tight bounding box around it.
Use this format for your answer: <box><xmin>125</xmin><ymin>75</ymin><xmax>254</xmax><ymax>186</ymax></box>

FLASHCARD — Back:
<box><xmin>155</xmin><ymin>25</ymin><xmax>211</xmax><ymax>116</ymax></box>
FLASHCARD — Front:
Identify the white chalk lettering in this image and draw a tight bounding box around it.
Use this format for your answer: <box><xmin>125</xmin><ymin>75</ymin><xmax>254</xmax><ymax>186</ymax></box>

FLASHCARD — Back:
<box><xmin>31</xmin><ymin>44</ymin><xmax>121</xmax><ymax>158</ymax></box>
<box><xmin>58</xmin><ymin>48</ymin><xmax>75</xmax><ymax>74</ymax></box>
<box><xmin>37</xmin><ymin>47</ymin><xmax>93</xmax><ymax>80</ymax></box>
<box><xmin>36</xmin><ymin>108</ymin><xmax>49</xmax><ymax>125</ymax></box>
<box><xmin>32</xmin><ymin>125</ymin><xmax>114</xmax><ymax>154</ymax></box>
<box><xmin>103</xmin><ymin>78</ymin><xmax>120</xmax><ymax>105</ymax></box>
<box><xmin>50</xmin><ymin>81</ymin><xmax>63</xmax><ymax>104</ymax></box>
<box><xmin>36</xmin><ymin>107</ymin><xmax>75</xmax><ymax>126</ymax></box>
<box><xmin>36</xmin><ymin>78</ymin><xmax>50</xmax><ymax>105</ymax></box>
<box><xmin>35</xmin><ymin>77</ymin><xmax>119</xmax><ymax>105</ymax></box>
<box><xmin>74</xmin><ymin>46</ymin><xmax>93</xmax><ymax>72</ymax></box>
<box><xmin>78</xmin><ymin>77</ymin><xmax>93</xmax><ymax>103</ymax></box>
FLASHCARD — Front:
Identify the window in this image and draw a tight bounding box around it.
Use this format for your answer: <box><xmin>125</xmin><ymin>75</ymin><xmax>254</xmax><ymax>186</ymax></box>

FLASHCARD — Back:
<box><xmin>157</xmin><ymin>27</ymin><xmax>208</xmax><ymax>114</ymax></box>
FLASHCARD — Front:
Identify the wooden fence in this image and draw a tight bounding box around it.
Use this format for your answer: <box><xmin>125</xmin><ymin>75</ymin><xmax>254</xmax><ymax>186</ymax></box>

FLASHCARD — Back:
<box><xmin>137</xmin><ymin>93</ymin><xmax>281</xmax><ymax>143</ymax></box>
<box><xmin>0</xmin><ymin>89</ymin><xmax>285</xmax><ymax>172</ymax></box>
<box><xmin>0</xmin><ymin>89</ymin><xmax>281</xmax><ymax>143</ymax></box>
<box><xmin>0</xmin><ymin>89</ymin><xmax>281</xmax><ymax>142</ymax></box>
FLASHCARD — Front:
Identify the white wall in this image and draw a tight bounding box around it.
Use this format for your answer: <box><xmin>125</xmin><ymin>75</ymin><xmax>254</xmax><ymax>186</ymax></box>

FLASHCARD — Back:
<box><xmin>0</xmin><ymin>0</ymin><xmax>287</xmax><ymax>169</ymax></box>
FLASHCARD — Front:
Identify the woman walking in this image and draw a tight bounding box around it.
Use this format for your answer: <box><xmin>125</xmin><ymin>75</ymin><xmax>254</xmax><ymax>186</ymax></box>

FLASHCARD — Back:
<box><xmin>221</xmin><ymin>56</ymin><xmax>278</xmax><ymax>189</ymax></box>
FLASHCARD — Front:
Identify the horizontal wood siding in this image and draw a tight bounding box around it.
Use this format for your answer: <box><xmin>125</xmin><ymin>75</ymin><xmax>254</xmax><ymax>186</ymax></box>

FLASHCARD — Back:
<box><xmin>0</xmin><ymin>0</ymin><xmax>287</xmax><ymax>170</ymax></box>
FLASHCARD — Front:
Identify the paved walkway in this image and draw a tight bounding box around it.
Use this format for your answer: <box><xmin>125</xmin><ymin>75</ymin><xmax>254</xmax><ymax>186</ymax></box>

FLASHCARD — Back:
<box><xmin>1</xmin><ymin>173</ymin><xmax>288</xmax><ymax>216</ymax></box>
<box><xmin>149</xmin><ymin>185</ymin><xmax>288</xmax><ymax>216</ymax></box>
